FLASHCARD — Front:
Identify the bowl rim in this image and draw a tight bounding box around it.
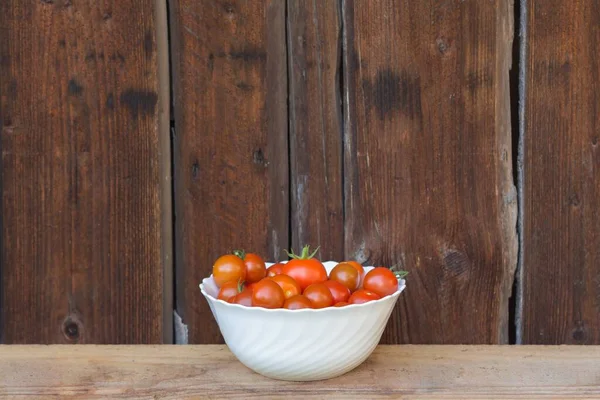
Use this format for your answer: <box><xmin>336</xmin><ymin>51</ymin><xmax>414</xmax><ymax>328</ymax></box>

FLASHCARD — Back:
<box><xmin>199</xmin><ymin>260</ymin><xmax>406</xmax><ymax>314</ymax></box>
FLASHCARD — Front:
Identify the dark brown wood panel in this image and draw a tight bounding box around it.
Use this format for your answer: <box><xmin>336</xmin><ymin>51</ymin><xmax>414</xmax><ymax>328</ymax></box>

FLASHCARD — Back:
<box><xmin>342</xmin><ymin>0</ymin><xmax>517</xmax><ymax>343</ymax></box>
<box><xmin>520</xmin><ymin>0</ymin><xmax>600</xmax><ymax>344</ymax></box>
<box><xmin>287</xmin><ymin>0</ymin><xmax>344</xmax><ymax>261</ymax></box>
<box><xmin>0</xmin><ymin>0</ymin><xmax>169</xmax><ymax>343</ymax></box>
<box><xmin>171</xmin><ymin>0</ymin><xmax>288</xmax><ymax>343</ymax></box>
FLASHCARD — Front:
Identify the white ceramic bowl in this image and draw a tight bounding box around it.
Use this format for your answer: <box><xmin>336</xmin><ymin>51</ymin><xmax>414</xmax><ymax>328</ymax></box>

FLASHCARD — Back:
<box><xmin>199</xmin><ymin>261</ymin><xmax>406</xmax><ymax>381</ymax></box>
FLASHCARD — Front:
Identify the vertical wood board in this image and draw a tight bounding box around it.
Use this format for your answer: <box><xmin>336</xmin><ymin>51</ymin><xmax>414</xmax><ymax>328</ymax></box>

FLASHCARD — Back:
<box><xmin>287</xmin><ymin>0</ymin><xmax>344</xmax><ymax>261</ymax></box>
<box><xmin>0</xmin><ymin>0</ymin><xmax>169</xmax><ymax>343</ymax></box>
<box><xmin>520</xmin><ymin>0</ymin><xmax>600</xmax><ymax>344</ymax></box>
<box><xmin>170</xmin><ymin>0</ymin><xmax>288</xmax><ymax>344</ymax></box>
<box><xmin>342</xmin><ymin>0</ymin><xmax>518</xmax><ymax>343</ymax></box>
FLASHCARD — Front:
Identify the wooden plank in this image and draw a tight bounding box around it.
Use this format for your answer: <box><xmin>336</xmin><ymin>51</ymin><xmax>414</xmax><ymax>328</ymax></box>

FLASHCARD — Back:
<box><xmin>170</xmin><ymin>0</ymin><xmax>288</xmax><ymax>343</ymax></box>
<box><xmin>287</xmin><ymin>0</ymin><xmax>344</xmax><ymax>260</ymax></box>
<box><xmin>1</xmin><ymin>345</ymin><xmax>599</xmax><ymax>398</ymax></box>
<box><xmin>342</xmin><ymin>0</ymin><xmax>517</xmax><ymax>343</ymax></box>
<box><xmin>0</xmin><ymin>0</ymin><xmax>169</xmax><ymax>343</ymax></box>
<box><xmin>519</xmin><ymin>0</ymin><xmax>600</xmax><ymax>344</ymax></box>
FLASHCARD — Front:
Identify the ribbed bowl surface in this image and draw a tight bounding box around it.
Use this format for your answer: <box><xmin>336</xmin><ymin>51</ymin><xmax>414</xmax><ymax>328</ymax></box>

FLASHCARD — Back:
<box><xmin>200</xmin><ymin>261</ymin><xmax>406</xmax><ymax>381</ymax></box>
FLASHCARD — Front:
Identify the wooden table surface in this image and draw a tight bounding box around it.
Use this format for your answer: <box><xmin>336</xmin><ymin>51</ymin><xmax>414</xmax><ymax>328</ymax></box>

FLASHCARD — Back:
<box><xmin>0</xmin><ymin>345</ymin><xmax>599</xmax><ymax>399</ymax></box>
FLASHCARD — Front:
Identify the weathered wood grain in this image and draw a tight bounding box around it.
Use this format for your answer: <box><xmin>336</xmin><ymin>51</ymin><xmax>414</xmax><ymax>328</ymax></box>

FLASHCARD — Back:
<box><xmin>0</xmin><ymin>0</ymin><xmax>169</xmax><ymax>343</ymax></box>
<box><xmin>170</xmin><ymin>0</ymin><xmax>288</xmax><ymax>343</ymax></box>
<box><xmin>1</xmin><ymin>345</ymin><xmax>599</xmax><ymax>399</ymax></box>
<box><xmin>519</xmin><ymin>0</ymin><xmax>600</xmax><ymax>344</ymax></box>
<box><xmin>287</xmin><ymin>0</ymin><xmax>344</xmax><ymax>261</ymax></box>
<box><xmin>342</xmin><ymin>0</ymin><xmax>518</xmax><ymax>343</ymax></box>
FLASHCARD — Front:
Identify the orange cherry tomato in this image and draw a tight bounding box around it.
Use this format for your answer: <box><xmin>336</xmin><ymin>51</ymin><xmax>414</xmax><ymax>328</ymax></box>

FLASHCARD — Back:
<box><xmin>232</xmin><ymin>288</ymin><xmax>253</xmax><ymax>306</ymax></box>
<box><xmin>213</xmin><ymin>254</ymin><xmax>246</xmax><ymax>288</ymax></box>
<box><xmin>303</xmin><ymin>283</ymin><xmax>334</xmax><ymax>309</ymax></box>
<box><xmin>283</xmin><ymin>294</ymin><xmax>313</xmax><ymax>310</ymax></box>
<box><xmin>217</xmin><ymin>281</ymin><xmax>241</xmax><ymax>302</ymax></box>
<box><xmin>323</xmin><ymin>280</ymin><xmax>350</xmax><ymax>304</ymax></box>
<box><xmin>363</xmin><ymin>267</ymin><xmax>399</xmax><ymax>297</ymax></box>
<box><xmin>266</xmin><ymin>263</ymin><xmax>284</xmax><ymax>277</ymax></box>
<box><xmin>334</xmin><ymin>301</ymin><xmax>349</xmax><ymax>307</ymax></box>
<box><xmin>271</xmin><ymin>274</ymin><xmax>302</xmax><ymax>299</ymax></box>
<box><xmin>329</xmin><ymin>263</ymin><xmax>360</xmax><ymax>292</ymax></box>
<box><xmin>345</xmin><ymin>260</ymin><xmax>365</xmax><ymax>277</ymax></box>
<box><xmin>348</xmin><ymin>289</ymin><xmax>380</xmax><ymax>304</ymax></box>
<box><xmin>234</xmin><ymin>251</ymin><xmax>267</xmax><ymax>284</ymax></box>
<box><xmin>282</xmin><ymin>245</ymin><xmax>327</xmax><ymax>291</ymax></box>
<box><xmin>252</xmin><ymin>278</ymin><xmax>285</xmax><ymax>309</ymax></box>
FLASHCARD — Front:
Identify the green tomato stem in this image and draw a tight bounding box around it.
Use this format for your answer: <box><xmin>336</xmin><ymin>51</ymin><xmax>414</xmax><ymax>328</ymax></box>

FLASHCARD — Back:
<box><xmin>232</xmin><ymin>249</ymin><xmax>246</xmax><ymax>260</ymax></box>
<box><xmin>284</xmin><ymin>244</ymin><xmax>320</xmax><ymax>260</ymax></box>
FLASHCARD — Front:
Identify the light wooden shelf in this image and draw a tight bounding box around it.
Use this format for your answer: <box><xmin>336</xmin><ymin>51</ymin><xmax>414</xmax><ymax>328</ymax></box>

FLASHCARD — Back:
<box><xmin>1</xmin><ymin>345</ymin><xmax>599</xmax><ymax>399</ymax></box>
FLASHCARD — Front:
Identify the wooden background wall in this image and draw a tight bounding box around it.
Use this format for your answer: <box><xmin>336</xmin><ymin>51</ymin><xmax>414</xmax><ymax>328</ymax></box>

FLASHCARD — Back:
<box><xmin>0</xmin><ymin>0</ymin><xmax>597</xmax><ymax>345</ymax></box>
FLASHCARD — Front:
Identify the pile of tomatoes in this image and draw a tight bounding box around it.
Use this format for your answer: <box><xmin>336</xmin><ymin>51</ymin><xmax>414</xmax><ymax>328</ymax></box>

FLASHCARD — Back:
<box><xmin>211</xmin><ymin>246</ymin><xmax>406</xmax><ymax>310</ymax></box>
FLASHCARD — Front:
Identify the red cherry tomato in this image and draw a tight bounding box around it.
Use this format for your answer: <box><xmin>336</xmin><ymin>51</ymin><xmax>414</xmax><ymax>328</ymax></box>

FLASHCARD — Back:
<box><xmin>282</xmin><ymin>246</ymin><xmax>327</xmax><ymax>290</ymax></box>
<box><xmin>334</xmin><ymin>301</ymin><xmax>349</xmax><ymax>307</ymax></box>
<box><xmin>234</xmin><ymin>251</ymin><xmax>267</xmax><ymax>284</ymax></box>
<box><xmin>348</xmin><ymin>289</ymin><xmax>380</xmax><ymax>304</ymax></box>
<box><xmin>232</xmin><ymin>288</ymin><xmax>253</xmax><ymax>306</ymax></box>
<box><xmin>266</xmin><ymin>263</ymin><xmax>284</xmax><ymax>277</ymax></box>
<box><xmin>323</xmin><ymin>280</ymin><xmax>350</xmax><ymax>304</ymax></box>
<box><xmin>252</xmin><ymin>278</ymin><xmax>285</xmax><ymax>309</ymax></box>
<box><xmin>217</xmin><ymin>281</ymin><xmax>241</xmax><ymax>302</ymax></box>
<box><xmin>303</xmin><ymin>283</ymin><xmax>334</xmax><ymax>309</ymax></box>
<box><xmin>329</xmin><ymin>263</ymin><xmax>360</xmax><ymax>292</ymax></box>
<box><xmin>213</xmin><ymin>254</ymin><xmax>246</xmax><ymax>288</ymax></box>
<box><xmin>271</xmin><ymin>274</ymin><xmax>302</xmax><ymax>299</ymax></box>
<box><xmin>363</xmin><ymin>267</ymin><xmax>399</xmax><ymax>297</ymax></box>
<box><xmin>283</xmin><ymin>294</ymin><xmax>313</xmax><ymax>310</ymax></box>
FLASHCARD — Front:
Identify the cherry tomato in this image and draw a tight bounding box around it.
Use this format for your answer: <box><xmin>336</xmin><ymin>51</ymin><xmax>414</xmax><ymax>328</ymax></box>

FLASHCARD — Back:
<box><xmin>348</xmin><ymin>289</ymin><xmax>380</xmax><ymax>304</ymax></box>
<box><xmin>345</xmin><ymin>260</ymin><xmax>365</xmax><ymax>277</ymax></box>
<box><xmin>334</xmin><ymin>301</ymin><xmax>349</xmax><ymax>307</ymax></box>
<box><xmin>266</xmin><ymin>263</ymin><xmax>284</xmax><ymax>277</ymax></box>
<box><xmin>217</xmin><ymin>281</ymin><xmax>241</xmax><ymax>302</ymax></box>
<box><xmin>303</xmin><ymin>283</ymin><xmax>334</xmax><ymax>309</ymax></box>
<box><xmin>282</xmin><ymin>245</ymin><xmax>327</xmax><ymax>290</ymax></box>
<box><xmin>245</xmin><ymin>282</ymin><xmax>257</xmax><ymax>292</ymax></box>
<box><xmin>271</xmin><ymin>274</ymin><xmax>301</xmax><ymax>299</ymax></box>
<box><xmin>363</xmin><ymin>267</ymin><xmax>399</xmax><ymax>297</ymax></box>
<box><xmin>232</xmin><ymin>288</ymin><xmax>253</xmax><ymax>306</ymax></box>
<box><xmin>283</xmin><ymin>294</ymin><xmax>313</xmax><ymax>310</ymax></box>
<box><xmin>252</xmin><ymin>278</ymin><xmax>285</xmax><ymax>309</ymax></box>
<box><xmin>213</xmin><ymin>254</ymin><xmax>246</xmax><ymax>288</ymax></box>
<box><xmin>323</xmin><ymin>280</ymin><xmax>350</xmax><ymax>303</ymax></box>
<box><xmin>234</xmin><ymin>251</ymin><xmax>267</xmax><ymax>284</ymax></box>
<box><xmin>329</xmin><ymin>263</ymin><xmax>360</xmax><ymax>292</ymax></box>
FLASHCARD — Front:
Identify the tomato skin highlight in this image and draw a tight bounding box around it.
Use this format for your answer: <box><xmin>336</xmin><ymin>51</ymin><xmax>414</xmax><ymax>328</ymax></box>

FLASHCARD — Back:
<box><xmin>232</xmin><ymin>288</ymin><xmax>253</xmax><ymax>306</ymax></box>
<box><xmin>282</xmin><ymin>259</ymin><xmax>328</xmax><ymax>291</ymax></box>
<box><xmin>283</xmin><ymin>294</ymin><xmax>313</xmax><ymax>310</ymax></box>
<box><xmin>363</xmin><ymin>267</ymin><xmax>399</xmax><ymax>297</ymax></box>
<box><xmin>348</xmin><ymin>289</ymin><xmax>381</xmax><ymax>304</ymax></box>
<box><xmin>329</xmin><ymin>263</ymin><xmax>361</xmax><ymax>292</ymax></box>
<box><xmin>252</xmin><ymin>278</ymin><xmax>285</xmax><ymax>309</ymax></box>
<box><xmin>303</xmin><ymin>283</ymin><xmax>334</xmax><ymax>309</ymax></box>
<box><xmin>217</xmin><ymin>281</ymin><xmax>241</xmax><ymax>302</ymax></box>
<box><xmin>266</xmin><ymin>263</ymin><xmax>284</xmax><ymax>277</ymax></box>
<box><xmin>270</xmin><ymin>274</ymin><xmax>302</xmax><ymax>299</ymax></box>
<box><xmin>213</xmin><ymin>254</ymin><xmax>246</xmax><ymax>288</ymax></box>
<box><xmin>323</xmin><ymin>280</ymin><xmax>351</xmax><ymax>304</ymax></box>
